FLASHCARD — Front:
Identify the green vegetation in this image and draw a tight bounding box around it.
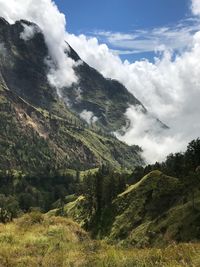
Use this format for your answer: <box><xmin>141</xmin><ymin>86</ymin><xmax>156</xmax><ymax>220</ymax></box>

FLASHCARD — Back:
<box><xmin>130</xmin><ymin>138</ymin><xmax>200</xmax><ymax>183</ymax></box>
<box><xmin>57</xmin><ymin>147</ymin><xmax>200</xmax><ymax>246</ymax></box>
<box><xmin>0</xmin><ymin>169</ymin><xmax>79</xmax><ymax>216</ymax></box>
<box><xmin>0</xmin><ymin>211</ymin><xmax>200</xmax><ymax>267</ymax></box>
<box><xmin>0</xmin><ymin>85</ymin><xmax>143</xmax><ymax>172</ymax></box>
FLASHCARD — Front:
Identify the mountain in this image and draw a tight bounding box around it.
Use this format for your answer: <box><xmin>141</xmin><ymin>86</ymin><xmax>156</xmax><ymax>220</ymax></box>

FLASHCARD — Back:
<box><xmin>0</xmin><ymin>17</ymin><xmax>144</xmax><ymax>172</ymax></box>
<box><xmin>64</xmin><ymin>44</ymin><xmax>145</xmax><ymax>132</ymax></box>
<box><xmin>0</xmin><ymin>17</ymin><xmax>148</xmax><ymax>134</ymax></box>
<box><xmin>65</xmin><ymin>44</ymin><xmax>168</xmax><ymax>132</ymax></box>
<box><xmin>59</xmin><ymin>170</ymin><xmax>200</xmax><ymax>247</ymax></box>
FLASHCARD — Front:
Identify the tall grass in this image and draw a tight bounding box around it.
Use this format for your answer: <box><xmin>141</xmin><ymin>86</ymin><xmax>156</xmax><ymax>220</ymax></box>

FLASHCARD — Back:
<box><xmin>0</xmin><ymin>212</ymin><xmax>199</xmax><ymax>266</ymax></box>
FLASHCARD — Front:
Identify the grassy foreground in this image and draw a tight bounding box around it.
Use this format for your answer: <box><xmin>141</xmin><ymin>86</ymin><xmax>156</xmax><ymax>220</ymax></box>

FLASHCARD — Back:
<box><xmin>0</xmin><ymin>212</ymin><xmax>199</xmax><ymax>267</ymax></box>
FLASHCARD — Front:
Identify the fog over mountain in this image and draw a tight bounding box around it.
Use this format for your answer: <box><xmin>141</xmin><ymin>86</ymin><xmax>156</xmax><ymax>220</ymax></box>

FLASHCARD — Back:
<box><xmin>1</xmin><ymin>0</ymin><xmax>200</xmax><ymax>163</ymax></box>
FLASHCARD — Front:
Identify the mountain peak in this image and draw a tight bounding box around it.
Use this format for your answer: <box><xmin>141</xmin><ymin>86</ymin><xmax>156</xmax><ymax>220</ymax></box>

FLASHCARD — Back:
<box><xmin>0</xmin><ymin>17</ymin><xmax>9</xmax><ymax>26</ymax></box>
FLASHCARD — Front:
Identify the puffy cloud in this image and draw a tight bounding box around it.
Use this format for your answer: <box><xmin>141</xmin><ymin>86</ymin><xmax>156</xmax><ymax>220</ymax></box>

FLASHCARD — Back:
<box><xmin>74</xmin><ymin>87</ymin><xmax>82</xmax><ymax>102</ymax></box>
<box><xmin>0</xmin><ymin>0</ymin><xmax>78</xmax><ymax>92</ymax></box>
<box><xmin>80</xmin><ymin>110</ymin><xmax>98</xmax><ymax>125</ymax></box>
<box><xmin>115</xmin><ymin>106</ymin><xmax>186</xmax><ymax>163</ymax></box>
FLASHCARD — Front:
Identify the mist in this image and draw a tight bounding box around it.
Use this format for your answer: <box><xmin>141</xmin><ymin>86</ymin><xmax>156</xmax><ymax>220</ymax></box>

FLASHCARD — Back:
<box><xmin>0</xmin><ymin>0</ymin><xmax>78</xmax><ymax>93</ymax></box>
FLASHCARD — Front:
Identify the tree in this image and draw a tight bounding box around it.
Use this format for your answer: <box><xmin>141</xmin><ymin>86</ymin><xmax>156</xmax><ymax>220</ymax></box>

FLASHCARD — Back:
<box><xmin>82</xmin><ymin>173</ymin><xmax>96</xmax><ymax>215</ymax></box>
<box><xmin>129</xmin><ymin>166</ymin><xmax>144</xmax><ymax>184</ymax></box>
<box><xmin>185</xmin><ymin>138</ymin><xmax>200</xmax><ymax>171</ymax></box>
<box><xmin>0</xmin><ymin>194</ymin><xmax>20</xmax><ymax>223</ymax></box>
<box><xmin>165</xmin><ymin>153</ymin><xmax>184</xmax><ymax>177</ymax></box>
<box><xmin>82</xmin><ymin>170</ymin><xmax>127</xmax><ymax>216</ymax></box>
<box><xmin>183</xmin><ymin>171</ymin><xmax>200</xmax><ymax>210</ymax></box>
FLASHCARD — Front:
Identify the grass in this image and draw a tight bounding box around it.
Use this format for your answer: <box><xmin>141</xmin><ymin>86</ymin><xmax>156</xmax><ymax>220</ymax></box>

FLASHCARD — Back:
<box><xmin>0</xmin><ymin>212</ymin><xmax>200</xmax><ymax>266</ymax></box>
<box><xmin>118</xmin><ymin>170</ymin><xmax>162</xmax><ymax>197</ymax></box>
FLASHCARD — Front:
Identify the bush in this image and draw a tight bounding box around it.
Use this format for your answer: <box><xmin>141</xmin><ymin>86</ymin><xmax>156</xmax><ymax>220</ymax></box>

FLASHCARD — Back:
<box><xmin>16</xmin><ymin>211</ymin><xmax>44</xmax><ymax>228</ymax></box>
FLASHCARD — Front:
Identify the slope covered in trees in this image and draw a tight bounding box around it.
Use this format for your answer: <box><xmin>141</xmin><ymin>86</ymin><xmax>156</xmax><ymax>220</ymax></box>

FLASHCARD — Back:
<box><xmin>0</xmin><ymin>81</ymin><xmax>143</xmax><ymax>173</ymax></box>
<box><xmin>51</xmin><ymin>139</ymin><xmax>200</xmax><ymax>247</ymax></box>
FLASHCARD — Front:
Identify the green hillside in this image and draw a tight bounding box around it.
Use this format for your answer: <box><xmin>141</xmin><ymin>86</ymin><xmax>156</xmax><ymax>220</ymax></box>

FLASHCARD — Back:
<box><xmin>58</xmin><ymin>170</ymin><xmax>200</xmax><ymax>247</ymax></box>
<box><xmin>0</xmin><ymin>81</ymin><xmax>143</xmax><ymax>173</ymax></box>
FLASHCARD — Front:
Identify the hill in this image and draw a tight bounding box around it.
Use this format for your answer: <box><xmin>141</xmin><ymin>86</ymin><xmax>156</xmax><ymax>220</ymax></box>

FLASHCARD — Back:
<box><xmin>59</xmin><ymin>170</ymin><xmax>200</xmax><ymax>247</ymax></box>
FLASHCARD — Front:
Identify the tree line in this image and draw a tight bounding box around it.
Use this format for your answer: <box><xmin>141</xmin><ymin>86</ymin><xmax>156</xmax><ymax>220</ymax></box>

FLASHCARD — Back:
<box><xmin>0</xmin><ymin>169</ymin><xmax>79</xmax><ymax>222</ymax></box>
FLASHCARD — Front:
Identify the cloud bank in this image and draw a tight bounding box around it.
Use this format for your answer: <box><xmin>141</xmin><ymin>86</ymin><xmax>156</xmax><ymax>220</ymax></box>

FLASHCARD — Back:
<box><xmin>0</xmin><ymin>0</ymin><xmax>78</xmax><ymax>93</ymax></box>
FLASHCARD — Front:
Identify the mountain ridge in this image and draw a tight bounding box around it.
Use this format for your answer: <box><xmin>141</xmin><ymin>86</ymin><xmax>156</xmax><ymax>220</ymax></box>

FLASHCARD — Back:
<box><xmin>0</xmin><ymin>17</ymin><xmax>144</xmax><ymax>172</ymax></box>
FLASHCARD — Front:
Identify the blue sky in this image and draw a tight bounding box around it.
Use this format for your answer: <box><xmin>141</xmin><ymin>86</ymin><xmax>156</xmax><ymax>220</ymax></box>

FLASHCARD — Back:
<box><xmin>54</xmin><ymin>0</ymin><xmax>195</xmax><ymax>61</ymax></box>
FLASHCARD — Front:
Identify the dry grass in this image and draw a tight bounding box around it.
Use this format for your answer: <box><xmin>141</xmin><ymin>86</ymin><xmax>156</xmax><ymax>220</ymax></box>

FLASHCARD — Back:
<box><xmin>0</xmin><ymin>212</ymin><xmax>199</xmax><ymax>267</ymax></box>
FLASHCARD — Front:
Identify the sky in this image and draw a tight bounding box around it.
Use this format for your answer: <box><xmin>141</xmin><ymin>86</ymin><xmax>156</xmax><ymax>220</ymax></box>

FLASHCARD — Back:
<box><xmin>0</xmin><ymin>0</ymin><xmax>200</xmax><ymax>164</ymax></box>
<box><xmin>55</xmin><ymin>0</ymin><xmax>192</xmax><ymax>61</ymax></box>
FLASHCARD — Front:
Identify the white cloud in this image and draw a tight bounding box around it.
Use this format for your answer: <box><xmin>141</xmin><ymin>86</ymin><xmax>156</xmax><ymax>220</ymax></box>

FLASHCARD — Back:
<box><xmin>115</xmin><ymin>106</ymin><xmax>186</xmax><ymax>164</ymax></box>
<box><xmin>192</xmin><ymin>0</ymin><xmax>200</xmax><ymax>15</ymax></box>
<box><xmin>20</xmin><ymin>23</ymin><xmax>39</xmax><ymax>41</ymax></box>
<box><xmin>0</xmin><ymin>0</ymin><xmax>78</xmax><ymax>93</ymax></box>
<box><xmin>80</xmin><ymin>110</ymin><xmax>98</xmax><ymax>124</ymax></box>
<box><xmin>90</xmin><ymin>20</ymin><xmax>199</xmax><ymax>55</ymax></box>
<box><xmin>74</xmin><ymin>87</ymin><xmax>82</xmax><ymax>102</ymax></box>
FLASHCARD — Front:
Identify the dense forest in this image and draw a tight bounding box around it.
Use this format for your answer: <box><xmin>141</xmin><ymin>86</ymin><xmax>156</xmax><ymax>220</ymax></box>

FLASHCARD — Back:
<box><xmin>1</xmin><ymin>138</ymin><xmax>200</xmax><ymax>228</ymax></box>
